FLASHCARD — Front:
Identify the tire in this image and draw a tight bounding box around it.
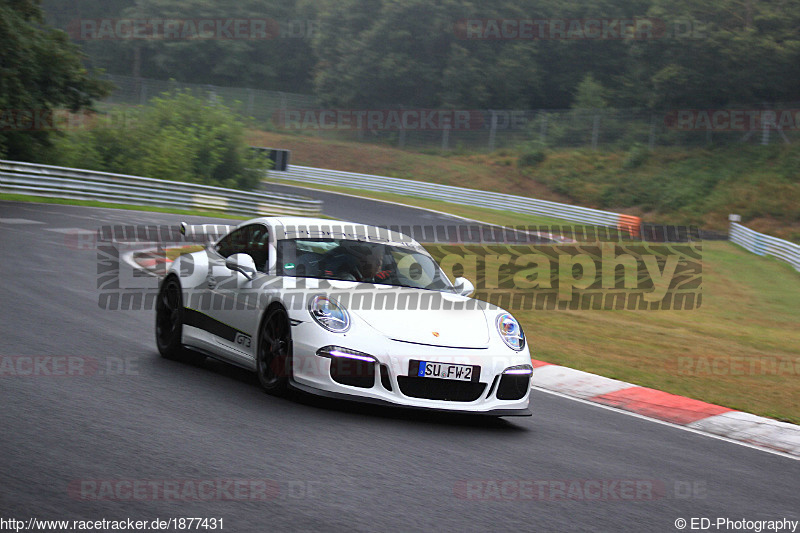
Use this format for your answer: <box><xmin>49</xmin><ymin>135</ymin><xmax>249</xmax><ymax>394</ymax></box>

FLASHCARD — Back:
<box><xmin>257</xmin><ymin>306</ymin><xmax>292</xmax><ymax>396</ymax></box>
<box><xmin>155</xmin><ymin>277</ymin><xmax>204</xmax><ymax>364</ymax></box>
<box><xmin>156</xmin><ymin>276</ymin><xmax>184</xmax><ymax>359</ymax></box>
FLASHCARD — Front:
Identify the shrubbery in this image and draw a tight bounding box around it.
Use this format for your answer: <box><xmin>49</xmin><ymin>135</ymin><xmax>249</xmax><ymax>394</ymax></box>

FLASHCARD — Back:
<box><xmin>622</xmin><ymin>143</ymin><xmax>650</xmax><ymax>169</ymax></box>
<box><xmin>517</xmin><ymin>141</ymin><xmax>547</xmax><ymax>167</ymax></box>
<box><xmin>50</xmin><ymin>91</ymin><xmax>266</xmax><ymax>190</ymax></box>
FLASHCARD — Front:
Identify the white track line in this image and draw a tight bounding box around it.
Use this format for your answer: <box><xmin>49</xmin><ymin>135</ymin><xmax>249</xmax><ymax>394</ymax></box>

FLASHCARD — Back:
<box><xmin>0</xmin><ymin>218</ymin><xmax>45</xmax><ymax>224</ymax></box>
<box><xmin>532</xmin><ymin>386</ymin><xmax>799</xmax><ymax>461</ymax></box>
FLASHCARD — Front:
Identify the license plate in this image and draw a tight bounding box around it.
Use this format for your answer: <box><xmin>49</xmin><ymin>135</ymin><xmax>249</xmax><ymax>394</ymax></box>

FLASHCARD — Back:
<box><xmin>411</xmin><ymin>360</ymin><xmax>478</xmax><ymax>382</ymax></box>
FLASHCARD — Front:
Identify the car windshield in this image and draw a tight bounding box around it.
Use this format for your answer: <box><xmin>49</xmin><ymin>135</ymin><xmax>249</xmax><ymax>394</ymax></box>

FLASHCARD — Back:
<box><xmin>277</xmin><ymin>238</ymin><xmax>454</xmax><ymax>292</ymax></box>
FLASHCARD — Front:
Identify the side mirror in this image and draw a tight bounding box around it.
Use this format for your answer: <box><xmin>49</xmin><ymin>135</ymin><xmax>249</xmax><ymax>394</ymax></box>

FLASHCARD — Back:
<box><xmin>453</xmin><ymin>277</ymin><xmax>475</xmax><ymax>297</ymax></box>
<box><xmin>225</xmin><ymin>253</ymin><xmax>257</xmax><ymax>282</ymax></box>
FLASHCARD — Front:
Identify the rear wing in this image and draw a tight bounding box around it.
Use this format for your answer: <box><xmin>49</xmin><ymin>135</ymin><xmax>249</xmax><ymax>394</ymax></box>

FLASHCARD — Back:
<box><xmin>179</xmin><ymin>222</ymin><xmax>234</xmax><ymax>243</ymax></box>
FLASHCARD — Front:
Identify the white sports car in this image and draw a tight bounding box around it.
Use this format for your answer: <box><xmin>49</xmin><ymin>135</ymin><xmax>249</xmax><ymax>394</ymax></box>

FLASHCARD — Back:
<box><xmin>156</xmin><ymin>217</ymin><xmax>532</xmax><ymax>416</ymax></box>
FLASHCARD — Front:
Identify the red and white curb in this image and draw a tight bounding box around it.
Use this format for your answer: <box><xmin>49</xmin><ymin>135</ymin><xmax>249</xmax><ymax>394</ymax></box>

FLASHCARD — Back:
<box><xmin>531</xmin><ymin>360</ymin><xmax>800</xmax><ymax>458</ymax></box>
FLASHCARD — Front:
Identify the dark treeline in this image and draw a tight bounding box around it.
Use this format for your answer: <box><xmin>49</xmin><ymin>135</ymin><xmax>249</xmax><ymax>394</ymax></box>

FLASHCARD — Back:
<box><xmin>38</xmin><ymin>0</ymin><xmax>800</xmax><ymax>110</ymax></box>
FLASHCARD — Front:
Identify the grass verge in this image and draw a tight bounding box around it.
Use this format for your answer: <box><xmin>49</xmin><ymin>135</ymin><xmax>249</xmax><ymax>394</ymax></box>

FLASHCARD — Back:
<box><xmin>265</xmin><ymin>179</ymin><xmax>585</xmax><ymax>229</ymax></box>
<box><xmin>0</xmin><ymin>193</ymin><xmax>250</xmax><ymax>220</ymax></box>
<box><xmin>509</xmin><ymin>241</ymin><xmax>799</xmax><ymax>424</ymax></box>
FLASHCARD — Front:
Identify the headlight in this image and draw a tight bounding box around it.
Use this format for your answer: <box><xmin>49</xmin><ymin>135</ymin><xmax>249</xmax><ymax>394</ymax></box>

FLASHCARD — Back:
<box><xmin>496</xmin><ymin>313</ymin><xmax>525</xmax><ymax>351</ymax></box>
<box><xmin>316</xmin><ymin>346</ymin><xmax>376</xmax><ymax>362</ymax></box>
<box><xmin>309</xmin><ymin>295</ymin><xmax>350</xmax><ymax>333</ymax></box>
<box><xmin>503</xmin><ymin>364</ymin><xmax>533</xmax><ymax>375</ymax></box>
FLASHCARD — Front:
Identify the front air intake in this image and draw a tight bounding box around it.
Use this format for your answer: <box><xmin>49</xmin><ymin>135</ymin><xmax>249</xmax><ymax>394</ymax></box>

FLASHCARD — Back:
<box><xmin>496</xmin><ymin>374</ymin><xmax>531</xmax><ymax>400</ymax></box>
<box><xmin>397</xmin><ymin>377</ymin><xmax>486</xmax><ymax>402</ymax></box>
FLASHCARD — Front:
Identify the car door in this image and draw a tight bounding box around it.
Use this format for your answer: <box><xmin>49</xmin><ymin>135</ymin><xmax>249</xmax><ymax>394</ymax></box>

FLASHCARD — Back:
<box><xmin>205</xmin><ymin>224</ymin><xmax>271</xmax><ymax>362</ymax></box>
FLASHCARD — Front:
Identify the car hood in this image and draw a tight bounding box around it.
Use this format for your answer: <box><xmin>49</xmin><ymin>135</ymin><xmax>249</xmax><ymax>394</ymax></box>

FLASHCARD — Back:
<box><xmin>350</xmin><ymin>288</ymin><xmax>491</xmax><ymax>349</ymax></box>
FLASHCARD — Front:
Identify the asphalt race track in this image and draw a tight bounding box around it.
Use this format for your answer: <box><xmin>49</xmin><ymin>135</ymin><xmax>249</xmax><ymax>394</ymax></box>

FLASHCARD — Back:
<box><xmin>1</xmin><ymin>199</ymin><xmax>798</xmax><ymax>532</ymax></box>
<box><xmin>266</xmin><ymin>182</ymin><xmax>469</xmax><ymax>228</ymax></box>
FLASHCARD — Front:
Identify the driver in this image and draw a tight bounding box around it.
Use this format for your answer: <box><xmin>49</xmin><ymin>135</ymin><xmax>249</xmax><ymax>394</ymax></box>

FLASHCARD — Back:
<box><xmin>325</xmin><ymin>242</ymin><xmax>392</xmax><ymax>282</ymax></box>
<box><xmin>356</xmin><ymin>246</ymin><xmax>392</xmax><ymax>282</ymax></box>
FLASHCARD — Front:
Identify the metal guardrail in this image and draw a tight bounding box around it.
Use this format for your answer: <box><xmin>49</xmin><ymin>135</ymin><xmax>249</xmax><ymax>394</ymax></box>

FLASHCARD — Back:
<box><xmin>729</xmin><ymin>220</ymin><xmax>800</xmax><ymax>272</ymax></box>
<box><xmin>269</xmin><ymin>165</ymin><xmax>640</xmax><ymax>232</ymax></box>
<box><xmin>0</xmin><ymin>160</ymin><xmax>323</xmax><ymax>217</ymax></box>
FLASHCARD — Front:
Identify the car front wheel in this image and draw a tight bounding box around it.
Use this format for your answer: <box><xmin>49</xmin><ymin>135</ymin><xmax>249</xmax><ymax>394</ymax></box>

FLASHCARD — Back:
<box><xmin>257</xmin><ymin>306</ymin><xmax>292</xmax><ymax>396</ymax></box>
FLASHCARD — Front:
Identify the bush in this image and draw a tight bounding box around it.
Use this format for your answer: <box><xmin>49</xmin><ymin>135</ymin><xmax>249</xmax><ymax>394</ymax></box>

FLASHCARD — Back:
<box><xmin>622</xmin><ymin>143</ymin><xmax>650</xmax><ymax>169</ymax></box>
<box><xmin>517</xmin><ymin>141</ymin><xmax>547</xmax><ymax>167</ymax></box>
<box><xmin>51</xmin><ymin>91</ymin><xmax>267</xmax><ymax>190</ymax></box>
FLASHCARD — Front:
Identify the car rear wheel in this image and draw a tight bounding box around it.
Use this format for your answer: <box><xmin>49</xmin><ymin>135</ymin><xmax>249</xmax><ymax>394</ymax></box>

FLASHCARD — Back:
<box><xmin>156</xmin><ymin>276</ymin><xmax>185</xmax><ymax>359</ymax></box>
<box><xmin>257</xmin><ymin>306</ymin><xmax>292</xmax><ymax>396</ymax></box>
<box><xmin>156</xmin><ymin>277</ymin><xmax>204</xmax><ymax>364</ymax></box>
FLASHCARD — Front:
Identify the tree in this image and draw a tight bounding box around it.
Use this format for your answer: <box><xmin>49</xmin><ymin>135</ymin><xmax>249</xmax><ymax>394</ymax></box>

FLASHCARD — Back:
<box><xmin>572</xmin><ymin>74</ymin><xmax>608</xmax><ymax>109</ymax></box>
<box><xmin>620</xmin><ymin>0</ymin><xmax>800</xmax><ymax>108</ymax></box>
<box><xmin>0</xmin><ymin>0</ymin><xmax>111</xmax><ymax>160</ymax></box>
<box><xmin>77</xmin><ymin>0</ymin><xmax>317</xmax><ymax>93</ymax></box>
<box><xmin>53</xmin><ymin>91</ymin><xmax>265</xmax><ymax>190</ymax></box>
<box><xmin>30</xmin><ymin>0</ymin><xmax>800</xmax><ymax>119</ymax></box>
<box><xmin>312</xmin><ymin>0</ymin><xmax>455</xmax><ymax>107</ymax></box>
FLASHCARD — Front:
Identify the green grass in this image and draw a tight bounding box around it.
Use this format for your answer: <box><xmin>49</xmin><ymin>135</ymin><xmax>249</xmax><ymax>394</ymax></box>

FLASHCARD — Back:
<box><xmin>0</xmin><ymin>193</ymin><xmax>250</xmax><ymax>220</ymax></box>
<box><xmin>515</xmin><ymin>241</ymin><xmax>800</xmax><ymax>423</ymax></box>
<box><xmin>528</xmin><ymin>145</ymin><xmax>800</xmax><ymax>240</ymax></box>
<box><xmin>264</xmin><ymin>179</ymin><xmax>590</xmax><ymax>229</ymax></box>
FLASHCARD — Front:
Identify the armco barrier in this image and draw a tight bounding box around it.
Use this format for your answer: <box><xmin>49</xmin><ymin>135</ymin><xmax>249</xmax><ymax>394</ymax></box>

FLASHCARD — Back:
<box><xmin>729</xmin><ymin>218</ymin><xmax>800</xmax><ymax>272</ymax></box>
<box><xmin>0</xmin><ymin>160</ymin><xmax>322</xmax><ymax>217</ymax></box>
<box><xmin>269</xmin><ymin>165</ymin><xmax>641</xmax><ymax>235</ymax></box>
